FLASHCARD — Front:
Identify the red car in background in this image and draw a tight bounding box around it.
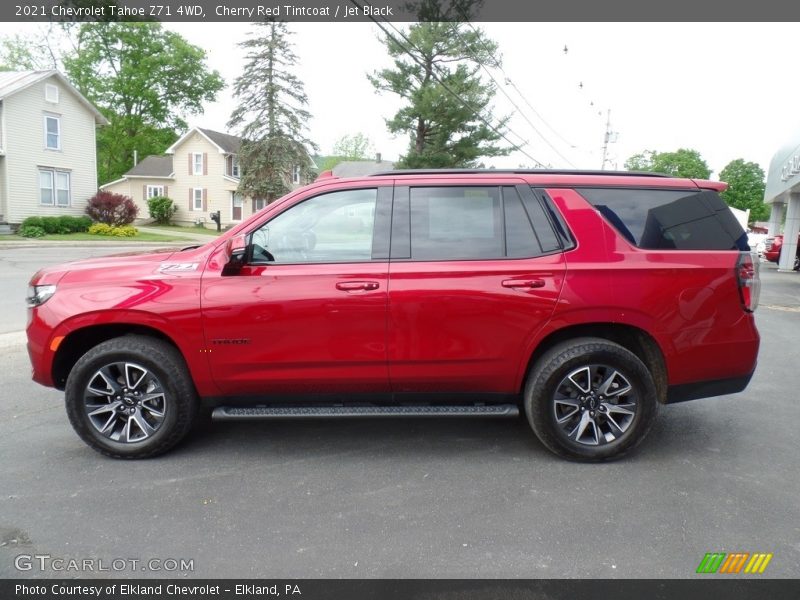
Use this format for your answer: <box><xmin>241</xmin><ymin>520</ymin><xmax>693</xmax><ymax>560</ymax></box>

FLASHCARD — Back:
<box><xmin>764</xmin><ymin>234</ymin><xmax>800</xmax><ymax>270</ymax></box>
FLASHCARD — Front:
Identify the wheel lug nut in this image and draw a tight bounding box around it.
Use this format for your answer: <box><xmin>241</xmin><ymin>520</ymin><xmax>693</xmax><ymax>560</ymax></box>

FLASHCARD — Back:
<box><xmin>590</xmin><ymin>411</ymin><xmax>595</xmax><ymax>417</ymax></box>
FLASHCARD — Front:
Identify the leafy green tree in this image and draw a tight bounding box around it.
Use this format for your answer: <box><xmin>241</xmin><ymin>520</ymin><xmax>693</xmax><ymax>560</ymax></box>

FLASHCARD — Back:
<box><xmin>624</xmin><ymin>148</ymin><xmax>712</xmax><ymax>179</ymax></box>
<box><xmin>719</xmin><ymin>159</ymin><xmax>768</xmax><ymax>222</ymax></box>
<box><xmin>0</xmin><ymin>33</ymin><xmax>57</xmax><ymax>71</ymax></box>
<box><xmin>368</xmin><ymin>15</ymin><xmax>510</xmax><ymax>168</ymax></box>
<box><xmin>63</xmin><ymin>23</ymin><xmax>224</xmax><ymax>184</ymax></box>
<box><xmin>321</xmin><ymin>133</ymin><xmax>376</xmax><ymax>170</ymax></box>
<box><xmin>228</xmin><ymin>22</ymin><xmax>316</xmax><ymax>203</ymax></box>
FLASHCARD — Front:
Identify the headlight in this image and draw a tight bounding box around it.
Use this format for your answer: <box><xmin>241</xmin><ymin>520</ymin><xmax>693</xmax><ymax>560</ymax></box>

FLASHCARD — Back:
<box><xmin>26</xmin><ymin>284</ymin><xmax>57</xmax><ymax>307</ymax></box>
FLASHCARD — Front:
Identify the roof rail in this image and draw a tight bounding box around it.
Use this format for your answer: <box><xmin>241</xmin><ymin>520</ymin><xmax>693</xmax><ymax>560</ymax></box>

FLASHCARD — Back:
<box><xmin>368</xmin><ymin>169</ymin><xmax>670</xmax><ymax>178</ymax></box>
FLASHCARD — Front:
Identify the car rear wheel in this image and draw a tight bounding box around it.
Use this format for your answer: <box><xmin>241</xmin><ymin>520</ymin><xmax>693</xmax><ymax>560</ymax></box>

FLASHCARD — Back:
<box><xmin>524</xmin><ymin>338</ymin><xmax>658</xmax><ymax>461</ymax></box>
<box><xmin>65</xmin><ymin>335</ymin><xmax>198</xmax><ymax>459</ymax></box>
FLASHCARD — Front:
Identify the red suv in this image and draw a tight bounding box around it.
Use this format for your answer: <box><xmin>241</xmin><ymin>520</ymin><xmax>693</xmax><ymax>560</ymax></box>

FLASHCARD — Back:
<box><xmin>26</xmin><ymin>170</ymin><xmax>760</xmax><ymax>461</ymax></box>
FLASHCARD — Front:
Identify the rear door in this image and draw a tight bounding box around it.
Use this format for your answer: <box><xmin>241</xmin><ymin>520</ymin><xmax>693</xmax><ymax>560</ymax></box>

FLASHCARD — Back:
<box><xmin>387</xmin><ymin>182</ymin><xmax>567</xmax><ymax>395</ymax></box>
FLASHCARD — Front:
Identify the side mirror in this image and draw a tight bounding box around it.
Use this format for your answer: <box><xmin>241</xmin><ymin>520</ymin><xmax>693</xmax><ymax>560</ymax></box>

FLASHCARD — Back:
<box><xmin>223</xmin><ymin>234</ymin><xmax>247</xmax><ymax>275</ymax></box>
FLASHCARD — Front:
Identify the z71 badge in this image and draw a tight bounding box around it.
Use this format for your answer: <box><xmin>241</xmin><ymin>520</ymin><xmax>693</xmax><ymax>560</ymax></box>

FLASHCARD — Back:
<box><xmin>159</xmin><ymin>263</ymin><xmax>199</xmax><ymax>272</ymax></box>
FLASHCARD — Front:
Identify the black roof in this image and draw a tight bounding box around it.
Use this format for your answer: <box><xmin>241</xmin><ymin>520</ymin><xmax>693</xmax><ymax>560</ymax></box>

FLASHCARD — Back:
<box><xmin>369</xmin><ymin>169</ymin><xmax>670</xmax><ymax>178</ymax></box>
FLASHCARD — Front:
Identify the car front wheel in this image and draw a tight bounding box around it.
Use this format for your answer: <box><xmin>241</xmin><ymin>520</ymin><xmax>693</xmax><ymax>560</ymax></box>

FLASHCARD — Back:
<box><xmin>524</xmin><ymin>338</ymin><xmax>658</xmax><ymax>461</ymax></box>
<box><xmin>65</xmin><ymin>335</ymin><xmax>198</xmax><ymax>459</ymax></box>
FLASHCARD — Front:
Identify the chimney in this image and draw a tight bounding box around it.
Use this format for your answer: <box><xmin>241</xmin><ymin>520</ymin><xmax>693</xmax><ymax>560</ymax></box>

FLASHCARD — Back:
<box><xmin>375</xmin><ymin>152</ymin><xmax>381</xmax><ymax>163</ymax></box>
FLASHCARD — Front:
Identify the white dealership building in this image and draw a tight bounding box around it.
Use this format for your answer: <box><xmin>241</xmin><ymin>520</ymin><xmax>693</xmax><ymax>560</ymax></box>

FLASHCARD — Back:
<box><xmin>764</xmin><ymin>129</ymin><xmax>800</xmax><ymax>270</ymax></box>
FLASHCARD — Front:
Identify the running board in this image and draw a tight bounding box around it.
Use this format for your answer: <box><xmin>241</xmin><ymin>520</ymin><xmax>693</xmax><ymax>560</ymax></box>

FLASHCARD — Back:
<box><xmin>212</xmin><ymin>404</ymin><xmax>519</xmax><ymax>420</ymax></box>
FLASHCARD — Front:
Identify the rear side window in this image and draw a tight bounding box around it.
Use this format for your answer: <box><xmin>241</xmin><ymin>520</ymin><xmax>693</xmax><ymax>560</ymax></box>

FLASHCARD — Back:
<box><xmin>405</xmin><ymin>186</ymin><xmax>561</xmax><ymax>261</ymax></box>
<box><xmin>579</xmin><ymin>188</ymin><xmax>749</xmax><ymax>251</ymax></box>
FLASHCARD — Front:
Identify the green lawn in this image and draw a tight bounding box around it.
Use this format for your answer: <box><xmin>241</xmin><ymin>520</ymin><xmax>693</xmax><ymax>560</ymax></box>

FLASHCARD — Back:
<box><xmin>144</xmin><ymin>224</ymin><xmax>223</xmax><ymax>236</ymax></box>
<box><xmin>2</xmin><ymin>232</ymin><xmax>188</xmax><ymax>242</ymax></box>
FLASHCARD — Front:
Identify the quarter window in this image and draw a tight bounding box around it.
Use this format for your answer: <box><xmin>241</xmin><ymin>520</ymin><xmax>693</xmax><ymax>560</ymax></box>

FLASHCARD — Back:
<box><xmin>251</xmin><ymin>188</ymin><xmax>378</xmax><ymax>264</ymax></box>
<box><xmin>578</xmin><ymin>188</ymin><xmax>749</xmax><ymax>251</ymax></box>
<box><xmin>44</xmin><ymin>115</ymin><xmax>60</xmax><ymax>150</ymax></box>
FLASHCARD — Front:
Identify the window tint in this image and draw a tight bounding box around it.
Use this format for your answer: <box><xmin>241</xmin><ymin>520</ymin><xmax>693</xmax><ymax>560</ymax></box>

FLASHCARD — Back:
<box><xmin>410</xmin><ymin>187</ymin><xmax>503</xmax><ymax>260</ymax></box>
<box><xmin>579</xmin><ymin>188</ymin><xmax>749</xmax><ymax>251</ymax></box>
<box><xmin>251</xmin><ymin>188</ymin><xmax>377</xmax><ymax>263</ymax></box>
<box><xmin>503</xmin><ymin>187</ymin><xmax>541</xmax><ymax>258</ymax></box>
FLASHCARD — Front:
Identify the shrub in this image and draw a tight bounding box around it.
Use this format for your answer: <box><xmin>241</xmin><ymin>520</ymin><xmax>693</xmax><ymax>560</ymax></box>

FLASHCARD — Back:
<box><xmin>147</xmin><ymin>196</ymin><xmax>177</xmax><ymax>225</ymax></box>
<box><xmin>85</xmin><ymin>191</ymin><xmax>139</xmax><ymax>225</ymax></box>
<box><xmin>58</xmin><ymin>215</ymin><xmax>92</xmax><ymax>233</ymax></box>
<box><xmin>21</xmin><ymin>216</ymin><xmax>44</xmax><ymax>229</ymax></box>
<box><xmin>40</xmin><ymin>216</ymin><xmax>65</xmax><ymax>234</ymax></box>
<box><xmin>19</xmin><ymin>225</ymin><xmax>46</xmax><ymax>238</ymax></box>
<box><xmin>88</xmin><ymin>223</ymin><xmax>138</xmax><ymax>237</ymax></box>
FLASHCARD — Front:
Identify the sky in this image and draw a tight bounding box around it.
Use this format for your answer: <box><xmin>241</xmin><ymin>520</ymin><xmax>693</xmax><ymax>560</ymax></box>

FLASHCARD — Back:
<box><xmin>3</xmin><ymin>21</ymin><xmax>800</xmax><ymax>178</ymax></box>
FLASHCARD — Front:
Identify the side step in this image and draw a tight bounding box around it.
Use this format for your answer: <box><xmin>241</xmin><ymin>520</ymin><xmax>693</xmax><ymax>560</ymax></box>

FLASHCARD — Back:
<box><xmin>212</xmin><ymin>404</ymin><xmax>519</xmax><ymax>421</ymax></box>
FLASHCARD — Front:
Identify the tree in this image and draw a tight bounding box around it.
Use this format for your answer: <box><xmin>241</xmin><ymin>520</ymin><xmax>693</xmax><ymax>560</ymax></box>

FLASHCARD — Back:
<box><xmin>321</xmin><ymin>133</ymin><xmax>376</xmax><ymax>171</ymax></box>
<box><xmin>228</xmin><ymin>22</ymin><xmax>316</xmax><ymax>203</ymax></box>
<box><xmin>0</xmin><ymin>32</ymin><xmax>58</xmax><ymax>71</ymax></box>
<box><xmin>719</xmin><ymin>159</ymin><xmax>768</xmax><ymax>222</ymax></box>
<box><xmin>62</xmin><ymin>23</ymin><xmax>224</xmax><ymax>184</ymax></box>
<box><xmin>368</xmin><ymin>11</ymin><xmax>510</xmax><ymax>168</ymax></box>
<box><xmin>624</xmin><ymin>148</ymin><xmax>712</xmax><ymax>179</ymax></box>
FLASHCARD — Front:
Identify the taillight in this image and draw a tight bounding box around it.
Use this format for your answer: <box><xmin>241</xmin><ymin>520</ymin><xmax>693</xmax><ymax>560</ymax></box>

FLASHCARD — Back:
<box><xmin>736</xmin><ymin>252</ymin><xmax>760</xmax><ymax>312</ymax></box>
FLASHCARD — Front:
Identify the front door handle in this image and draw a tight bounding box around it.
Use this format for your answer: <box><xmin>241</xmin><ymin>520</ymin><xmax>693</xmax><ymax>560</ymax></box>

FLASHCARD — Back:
<box><xmin>336</xmin><ymin>281</ymin><xmax>380</xmax><ymax>292</ymax></box>
<box><xmin>502</xmin><ymin>279</ymin><xmax>546</xmax><ymax>289</ymax></box>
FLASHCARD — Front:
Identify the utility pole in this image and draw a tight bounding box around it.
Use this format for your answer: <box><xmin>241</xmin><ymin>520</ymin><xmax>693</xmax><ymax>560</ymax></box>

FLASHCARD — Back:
<box><xmin>601</xmin><ymin>109</ymin><xmax>618</xmax><ymax>170</ymax></box>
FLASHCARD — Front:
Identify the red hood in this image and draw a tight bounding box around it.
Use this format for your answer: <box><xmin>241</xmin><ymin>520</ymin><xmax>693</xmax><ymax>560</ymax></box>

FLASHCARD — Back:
<box><xmin>29</xmin><ymin>247</ymin><xmax>195</xmax><ymax>286</ymax></box>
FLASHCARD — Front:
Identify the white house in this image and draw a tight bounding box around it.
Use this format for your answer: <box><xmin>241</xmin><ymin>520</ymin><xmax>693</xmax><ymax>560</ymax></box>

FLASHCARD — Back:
<box><xmin>102</xmin><ymin>126</ymin><xmax>315</xmax><ymax>229</ymax></box>
<box><xmin>0</xmin><ymin>70</ymin><xmax>108</xmax><ymax>226</ymax></box>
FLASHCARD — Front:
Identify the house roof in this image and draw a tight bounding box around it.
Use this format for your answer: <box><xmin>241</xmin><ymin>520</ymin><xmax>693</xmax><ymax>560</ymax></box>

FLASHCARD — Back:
<box><xmin>332</xmin><ymin>160</ymin><xmax>396</xmax><ymax>178</ymax></box>
<box><xmin>124</xmin><ymin>155</ymin><xmax>174</xmax><ymax>178</ymax></box>
<box><xmin>166</xmin><ymin>126</ymin><xmax>243</xmax><ymax>154</ymax></box>
<box><xmin>0</xmin><ymin>70</ymin><xmax>108</xmax><ymax>125</ymax></box>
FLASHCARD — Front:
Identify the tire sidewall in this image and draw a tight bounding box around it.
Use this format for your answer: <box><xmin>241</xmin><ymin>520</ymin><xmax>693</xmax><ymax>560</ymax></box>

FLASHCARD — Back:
<box><xmin>65</xmin><ymin>342</ymin><xmax>185</xmax><ymax>458</ymax></box>
<box><xmin>525</xmin><ymin>341</ymin><xmax>658</xmax><ymax>461</ymax></box>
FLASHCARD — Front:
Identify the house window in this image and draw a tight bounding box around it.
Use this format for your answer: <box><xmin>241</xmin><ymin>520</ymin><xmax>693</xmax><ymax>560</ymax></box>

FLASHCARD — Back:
<box><xmin>232</xmin><ymin>156</ymin><xmax>240</xmax><ymax>177</ymax></box>
<box><xmin>253</xmin><ymin>198</ymin><xmax>267</xmax><ymax>211</ymax></box>
<box><xmin>193</xmin><ymin>153</ymin><xmax>203</xmax><ymax>175</ymax></box>
<box><xmin>39</xmin><ymin>169</ymin><xmax>70</xmax><ymax>206</ymax></box>
<box><xmin>193</xmin><ymin>188</ymin><xmax>203</xmax><ymax>210</ymax></box>
<box><xmin>44</xmin><ymin>115</ymin><xmax>60</xmax><ymax>150</ymax></box>
<box><xmin>45</xmin><ymin>84</ymin><xmax>59</xmax><ymax>103</ymax></box>
<box><xmin>147</xmin><ymin>185</ymin><xmax>164</xmax><ymax>198</ymax></box>
<box><xmin>292</xmin><ymin>165</ymin><xmax>301</xmax><ymax>185</ymax></box>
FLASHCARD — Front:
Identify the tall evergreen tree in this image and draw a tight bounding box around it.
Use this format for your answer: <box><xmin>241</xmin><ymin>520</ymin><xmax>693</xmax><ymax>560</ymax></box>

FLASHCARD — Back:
<box><xmin>228</xmin><ymin>22</ymin><xmax>316</xmax><ymax>203</ymax></box>
<box><xmin>368</xmin><ymin>15</ymin><xmax>510</xmax><ymax>168</ymax></box>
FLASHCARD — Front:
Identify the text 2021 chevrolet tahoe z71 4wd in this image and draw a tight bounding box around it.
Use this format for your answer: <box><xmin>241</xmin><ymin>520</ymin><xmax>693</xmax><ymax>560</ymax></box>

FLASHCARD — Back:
<box><xmin>26</xmin><ymin>170</ymin><xmax>760</xmax><ymax>461</ymax></box>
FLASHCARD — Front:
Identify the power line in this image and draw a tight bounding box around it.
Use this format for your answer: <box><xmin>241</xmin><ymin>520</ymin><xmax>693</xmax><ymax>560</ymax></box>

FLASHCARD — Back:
<box><xmin>461</xmin><ymin>20</ymin><xmax>580</xmax><ymax>152</ymax></box>
<box><xmin>353</xmin><ymin>2</ymin><xmax>545</xmax><ymax>167</ymax></box>
<box><xmin>447</xmin><ymin>22</ymin><xmax>576</xmax><ymax>168</ymax></box>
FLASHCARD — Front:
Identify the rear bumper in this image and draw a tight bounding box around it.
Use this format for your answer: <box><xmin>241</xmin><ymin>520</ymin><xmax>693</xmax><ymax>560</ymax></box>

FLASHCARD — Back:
<box><xmin>665</xmin><ymin>372</ymin><xmax>754</xmax><ymax>404</ymax></box>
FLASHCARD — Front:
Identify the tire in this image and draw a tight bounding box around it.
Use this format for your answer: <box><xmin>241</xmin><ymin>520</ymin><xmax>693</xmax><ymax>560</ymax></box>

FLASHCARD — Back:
<box><xmin>65</xmin><ymin>335</ymin><xmax>198</xmax><ymax>459</ymax></box>
<box><xmin>524</xmin><ymin>338</ymin><xmax>658</xmax><ymax>461</ymax></box>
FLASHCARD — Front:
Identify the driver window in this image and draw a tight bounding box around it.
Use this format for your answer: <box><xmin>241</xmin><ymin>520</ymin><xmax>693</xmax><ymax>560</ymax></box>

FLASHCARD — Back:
<box><xmin>251</xmin><ymin>188</ymin><xmax>378</xmax><ymax>264</ymax></box>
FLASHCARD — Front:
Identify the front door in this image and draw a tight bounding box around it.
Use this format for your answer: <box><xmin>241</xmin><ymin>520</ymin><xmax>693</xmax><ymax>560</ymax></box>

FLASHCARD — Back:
<box><xmin>202</xmin><ymin>186</ymin><xmax>392</xmax><ymax>396</ymax></box>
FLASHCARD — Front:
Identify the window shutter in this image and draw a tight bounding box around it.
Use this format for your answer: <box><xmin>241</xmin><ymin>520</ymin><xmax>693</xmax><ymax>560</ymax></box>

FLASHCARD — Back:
<box><xmin>164</xmin><ymin>185</ymin><xmax>169</xmax><ymax>197</ymax></box>
<box><xmin>189</xmin><ymin>189</ymin><xmax>193</xmax><ymax>211</ymax></box>
<box><xmin>143</xmin><ymin>185</ymin><xmax>147</xmax><ymax>200</ymax></box>
<box><xmin>252</xmin><ymin>199</ymin><xmax>256</xmax><ymax>213</ymax></box>
<box><xmin>203</xmin><ymin>153</ymin><xmax>208</xmax><ymax>175</ymax></box>
<box><xmin>202</xmin><ymin>189</ymin><xmax>208</xmax><ymax>212</ymax></box>
<box><xmin>188</xmin><ymin>153</ymin><xmax>192</xmax><ymax>175</ymax></box>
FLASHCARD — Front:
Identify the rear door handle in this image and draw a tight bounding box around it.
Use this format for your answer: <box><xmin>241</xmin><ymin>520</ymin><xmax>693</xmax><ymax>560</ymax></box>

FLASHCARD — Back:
<box><xmin>336</xmin><ymin>281</ymin><xmax>380</xmax><ymax>291</ymax></box>
<box><xmin>502</xmin><ymin>279</ymin><xmax>546</xmax><ymax>289</ymax></box>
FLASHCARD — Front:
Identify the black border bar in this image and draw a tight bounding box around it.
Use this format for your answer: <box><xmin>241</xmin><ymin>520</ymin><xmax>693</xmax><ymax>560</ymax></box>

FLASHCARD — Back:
<box><xmin>6</xmin><ymin>0</ymin><xmax>800</xmax><ymax>22</ymax></box>
<box><xmin>3</xmin><ymin>579</ymin><xmax>800</xmax><ymax>600</ymax></box>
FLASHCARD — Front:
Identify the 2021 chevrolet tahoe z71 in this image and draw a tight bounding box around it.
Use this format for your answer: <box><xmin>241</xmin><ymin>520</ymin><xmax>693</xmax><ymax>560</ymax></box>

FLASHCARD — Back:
<box><xmin>26</xmin><ymin>170</ymin><xmax>760</xmax><ymax>461</ymax></box>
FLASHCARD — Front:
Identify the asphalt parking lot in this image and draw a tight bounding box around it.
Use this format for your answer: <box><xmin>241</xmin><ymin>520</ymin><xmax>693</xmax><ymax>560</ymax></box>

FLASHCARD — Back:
<box><xmin>0</xmin><ymin>245</ymin><xmax>798</xmax><ymax>579</ymax></box>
